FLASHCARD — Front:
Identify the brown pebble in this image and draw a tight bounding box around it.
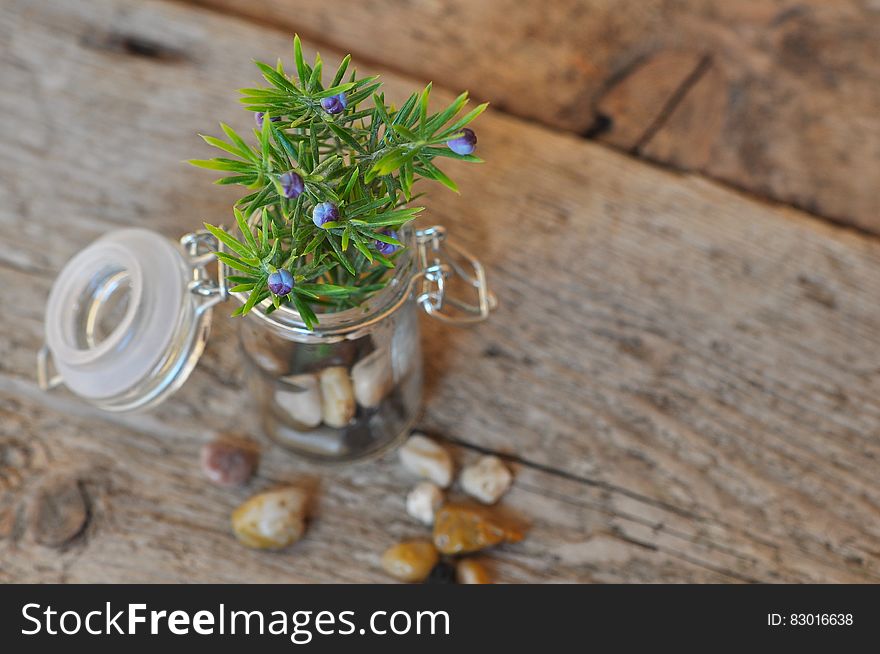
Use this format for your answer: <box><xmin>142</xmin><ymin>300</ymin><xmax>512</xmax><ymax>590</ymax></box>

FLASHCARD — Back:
<box><xmin>200</xmin><ymin>438</ymin><xmax>258</xmax><ymax>487</ymax></box>
<box><xmin>381</xmin><ymin>540</ymin><xmax>439</xmax><ymax>582</ymax></box>
<box><xmin>27</xmin><ymin>475</ymin><xmax>88</xmax><ymax>547</ymax></box>
<box><xmin>433</xmin><ymin>504</ymin><xmax>525</xmax><ymax>555</ymax></box>
<box><xmin>456</xmin><ymin>559</ymin><xmax>492</xmax><ymax>584</ymax></box>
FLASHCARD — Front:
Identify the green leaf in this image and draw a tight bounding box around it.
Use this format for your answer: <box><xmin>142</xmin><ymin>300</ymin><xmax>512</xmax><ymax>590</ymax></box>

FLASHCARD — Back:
<box><xmin>234</xmin><ymin>208</ymin><xmax>259</xmax><ymax>252</ymax></box>
<box><xmin>341</xmin><ymin>166</ymin><xmax>360</xmax><ymax>199</ymax></box>
<box><xmin>188</xmin><ymin>158</ymin><xmax>250</xmax><ymax>172</ymax></box>
<box><xmin>307</xmin><ymin>53</ymin><xmax>323</xmax><ymax>91</ymax></box>
<box><xmin>326</xmin><ymin>122</ymin><xmax>366</xmax><ymax>153</ymax></box>
<box><xmin>255</xmin><ymin>60</ymin><xmax>300</xmax><ymax>95</ymax></box>
<box><xmin>214</xmin><ymin>174</ymin><xmax>257</xmax><ymax>186</ymax></box>
<box><xmin>422</xmin><ymin>146</ymin><xmax>483</xmax><ymax>163</ymax></box>
<box><xmin>425</xmin><ymin>91</ymin><xmax>468</xmax><ymax>133</ymax></box>
<box><xmin>419</xmin><ymin>82</ymin><xmax>432</xmax><ymax>134</ymax></box>
<box><xmin>293</xmin><ymin>35</ymin><xmax>308</xmax><ymax>85</ymax></box>
<box><xmin>215</xmin><ymin>251</ymin><xmax>260</xmax><ymax>275</ymax></box>
<box><xmin>416</xmin><ymin>159</ymin><xmax>458</xmax><ymax>193</ymax></box>
<box><xmin>327</xmin><ymin>235</ymin><xmax>357</xmax><ymax>275</ymax></box>
<box><xmin>259</xmin><ymin>208</ymin><xmax>270</xmax><ymax>254</ymax></box>
<box><xmin>356</xmin><ymin>206</ymin><xmax>423</xmax><ymax>225</ymax></box>
<box><xmin>200</xmin><ymin>134</ymin><xmax>250</xmax><ymax>160</ymax></box>
<box><xmin>361</xmin><ymin>229</ymin><xmax>403</xmax><ymax>247</ymax></box>
<box><xmin>315</xmin><ymin>81</ymin><xmax>356</xmax><ymax>98</ymax></box>
<box><xmin>440</xmin><ymin>102</ymin><xmax>489</xmax><ymax>138</ymax></box>
<box><xmin>369</xmin><ymin>147</ymin><xmax>416</xmax><ymax>178</ymax></box>
<box><xmin>220</xmin><ymin>123</ymin><xmax>256</xmax><ymax>160</ymax></box>
<box><xmin>291</xmin><ymin>293</ymin><xmax>318</xmax><ymax>329</ymax></box>
<box><xmin>299</xmin><ymin>283</ymin><xmax>357</xmax><ymax>296</ymax></box>
<box><xmin>204</xmin><ymin>223</ymin><xmax>257</xmax><ymax>259</ymax></box>
<box><xmin>391</xmin><ymin>124</ymin><xmax>419</xmax><ymax>141</ymax></box>
<box><xmin>331</xmin><ymin>54</ymin><xmax>351</xmax><ymax>87</ymax></box>
<box><xmin>352</xmin><ymin>235</ymin><xmax>374</xmax><ymax>263</ymax></box>
<box><xmin>239</xmin><ymin>280</ymin><xmax>267</xmax><ymax>316</ymax></box>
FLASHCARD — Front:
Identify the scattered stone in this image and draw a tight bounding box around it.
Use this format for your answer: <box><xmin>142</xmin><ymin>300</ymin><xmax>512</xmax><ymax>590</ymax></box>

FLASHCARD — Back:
<box><xmin>319</xmin><ymin>366</ymin><xmax>356</xmax><ymax>428</ymax></box>
<box><xmin>351</xmin><ymin>347</ymin><xmax>394</xmax><ymax>409</ymax></box>
<box><xmin>200</xmin><ymin>438</ymin><xmax>258</xmax><ymax>487</ymax></box>
<box><xmin>275</xmin><ymin>374</ymin><xmax>323</xmax><ymax>428</ymax></box>
<box><xmin>425</xmin><ymin>561</ymin><xmax>457</xmax><ymax>584</ymax></box>
<box><xmin>406</xmin><ymin>482</ymin><xmax>444</xmax><ymax>525</ymax></box>
<box><xmin>433</xmin><ymin>504</ymin><xmax>525</xmax><ymax>555</ymax></box>
<box><xmin>27</xmin><ymin>474</ymin><xmax>88</xmax><ymax>548</ymax></box>
<box><xmin>231</xmin><ymin>487</ymin><xmax>308</xmax><ymax>550</ymax></box>
<box><xmin>381</xmin><ymin>540</ymin><xmax>439</xmax><ymax>582</ymax></box>
<box><xmin>456</xmin><ymin>559</ymin><xmax>491</xmax><ymax>584</ymax></box>
<box><xmin>398</xmin><ymin>434</ymin><xmax>453</xmax><ymax>488</ymax></box>
<box><xmin>460</xmin><ymin>455</ymin><xmax>513</xmax><ymax>504</ymax></box>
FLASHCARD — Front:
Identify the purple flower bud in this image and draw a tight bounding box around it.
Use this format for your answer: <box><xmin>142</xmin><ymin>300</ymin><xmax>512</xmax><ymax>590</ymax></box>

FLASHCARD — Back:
<box><xmin>255</xmin><ymin>112</ymin><xmax>281</xmax><ymax>128</ymax></box>
<box><xmin>279</xmin><ymin>171</ymin><xmax>304</xmax><ymax>199</ymax></box>
<box><xmin>312</xmin><ymin>202</ymin><xmax>340</xmax><ymax>228</ymax></box>
<box><xmin>267</xmin><ymin>268</ymin><xmax>294</xmax><ymax>296</ymax></box>
<box><xmin>446</xmin><ymin>127</ymin><xmax>477</xmax><ymax>155</ymax></box>
<box><xmin>374</xmin><ymin>229</ymin><xmax>400</xmax><ymax>256</ymax></box>
<box><xmin>320</xmin><ymin>93</ymin><xmax>347</xmax><ymax>115</ymax></box>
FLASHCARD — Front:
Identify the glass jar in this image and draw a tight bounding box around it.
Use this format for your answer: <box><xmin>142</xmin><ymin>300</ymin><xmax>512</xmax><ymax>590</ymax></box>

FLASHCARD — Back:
<box><xmin>38</xmin><ymin>223</ymin><xmax>494</xmax><ymax>463</ymax></box>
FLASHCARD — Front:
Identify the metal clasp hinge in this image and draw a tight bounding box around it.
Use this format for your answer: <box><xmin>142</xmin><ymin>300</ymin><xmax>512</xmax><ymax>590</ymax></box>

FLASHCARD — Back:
<box><xmin>180</xmin><ymin>230</ymin><xmax>228</xmax><ymax>314</ymax></box>
<box><xmin>37</xmin><ymin>344</ymin><xmax>62</xmax><ymax>391</ymax></box>
<box><xmin>414</xmin><ymin>225</ymin><xmax>497</xmax><ymax>325</ymax></box>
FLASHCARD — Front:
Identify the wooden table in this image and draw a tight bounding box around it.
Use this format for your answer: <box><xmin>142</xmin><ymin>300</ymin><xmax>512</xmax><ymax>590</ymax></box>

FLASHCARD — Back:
<box><xmin>2</xmin><ymin>0</ymin><xmax>880</xmax><ymax>583</ymax></box>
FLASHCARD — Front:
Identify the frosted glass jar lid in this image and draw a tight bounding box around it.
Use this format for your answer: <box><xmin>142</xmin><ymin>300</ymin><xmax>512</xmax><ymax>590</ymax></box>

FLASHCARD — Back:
<box><xmin>41</xmin><ymin>228</ymin><xmax>217</xmax><ymax>411</ymax></box>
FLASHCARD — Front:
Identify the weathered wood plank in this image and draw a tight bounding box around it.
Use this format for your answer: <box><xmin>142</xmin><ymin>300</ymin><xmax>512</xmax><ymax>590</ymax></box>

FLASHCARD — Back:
<box><xmin>2</xmin><ymin>390</ymin><xmax>739</xmax><ymax>583</ymax></box>
<box><xmin>1</xmin><ymin>0</ymin><xmax>880</xmax><ymax>581</ymax></box>
<box><xmin>185</xmin><ymin>0</ymin><xmax>880</xmax><ymax>232</ymax></box>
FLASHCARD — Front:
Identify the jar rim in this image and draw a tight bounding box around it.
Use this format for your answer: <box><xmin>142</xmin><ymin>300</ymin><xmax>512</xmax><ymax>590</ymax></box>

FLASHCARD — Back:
<box><xmin>230</xmin><ymin>226</ymin><xmax>417</xmax><ymax>339</ymax></box>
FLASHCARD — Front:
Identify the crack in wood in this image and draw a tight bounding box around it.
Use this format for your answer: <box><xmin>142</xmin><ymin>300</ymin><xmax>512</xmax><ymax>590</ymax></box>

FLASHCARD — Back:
<box><xmin>632</xmin><ymin>55</ymin><xmax>713</xmax><ymax>154</ymax></box>
<box><xmin>79</xmin><ymin>31</ymin><xmax>187</xmax><ymax>63</ymax></box>
<box><xmin>439</xmin><ymin>433</ymin><xmax>880</xmax><ymax>582</ymax></box>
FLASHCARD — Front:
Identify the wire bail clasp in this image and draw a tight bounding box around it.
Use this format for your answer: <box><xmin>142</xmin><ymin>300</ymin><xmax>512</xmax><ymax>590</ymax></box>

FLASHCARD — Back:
<box><xmin>414</xmin><ymin>225</ymin><xmax>497</xmax><ymax>324</ymax></box>
<box><xmin>180</xmin><ymin>230</ymin><xmax>228</xmax><ymax>314</ymax></box>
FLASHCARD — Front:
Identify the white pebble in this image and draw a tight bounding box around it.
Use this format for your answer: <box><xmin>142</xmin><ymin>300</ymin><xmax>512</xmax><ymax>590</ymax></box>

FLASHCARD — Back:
<box><xmin>319</xmin><ymin>366</ymin><xmax>356</xmax><ymax>428</ymax></box>
<box><xmin>460</xmin><ymin>455</ymin><xmax>513</xmax><ymax>504</ymax></box>
<box><xmin>406</xmin><ymin>482</ymin><xmax>444</xmax><ymax>525</ymax></box>
<box><xmin>351</xmin><ymin>347</ymin><xmax>393</xmax><ymax>408</ymax></box>
<box><xmin>398</xmin><ymin>434</ymin><xmax>454</xmax><ymax>488</ymax></box>
<box><xmin>275</xmin><ymin>374</ymin><xmax>322</xmax><ymax>428</ymax></box>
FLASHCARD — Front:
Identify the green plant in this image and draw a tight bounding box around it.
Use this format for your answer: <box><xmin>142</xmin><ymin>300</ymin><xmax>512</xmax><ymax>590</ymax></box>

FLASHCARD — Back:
<box><xmin>190</xmin><ymin>36</ymin><xmax>486</xmax><ymax>329</ymax></box>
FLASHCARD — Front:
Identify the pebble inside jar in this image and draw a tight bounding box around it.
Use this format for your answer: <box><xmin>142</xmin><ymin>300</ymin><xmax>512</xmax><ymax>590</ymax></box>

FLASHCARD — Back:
<box><xmin>238</xmin><ymin>232</ymin><xmax>424</xmax><ymax>461</ymax></box>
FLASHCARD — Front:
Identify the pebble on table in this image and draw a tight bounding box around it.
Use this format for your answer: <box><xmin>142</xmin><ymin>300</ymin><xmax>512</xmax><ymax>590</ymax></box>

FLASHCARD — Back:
<box><xmin>200</xmin><ymin>438</ymin><xmax>259</xmax><ymax>487</ymax></box>
<box><xmin>456</xmin><ymin>559</ymin><xmax>492</xmax><ymax>584</ymax></box>
<box><xmin>433</xmin><ymin>504</ymin><xmax>525</xmax><ymax>555</ymax></box>
<box><xmin>460</xmin><ymin>455</ymin><xmax>513</xmax><ymax>504</ymax></box>
<box><xmin>406</xmin><ymin>481</ymin><xmax>444</xmax><ymax>525</ymax></box>
<box><xmin>398</xmin><ymin>434</ymin><xmax>454</xmax><ymax>488</ymax></box>
<box><xmin>231</xmin><ymin>487</ymin><xmax>308</xmax><ymax>550</ymax></box>
<box><xmin>381</xmin><ymin>540</ymin><xmax>439</xmax><ymax>582</ymax></box>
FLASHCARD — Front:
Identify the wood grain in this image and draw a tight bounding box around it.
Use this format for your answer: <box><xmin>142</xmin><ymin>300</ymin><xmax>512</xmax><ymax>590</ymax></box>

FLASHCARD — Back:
<box><xmin>184</xmin><ymin>0</ymin><xmax>880</xmax><ymax>232</ymax></box>
<box><xmin>1</xmin><ymin>0</ymin><xmax>880</xmax><ymax>582</ymax></box>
